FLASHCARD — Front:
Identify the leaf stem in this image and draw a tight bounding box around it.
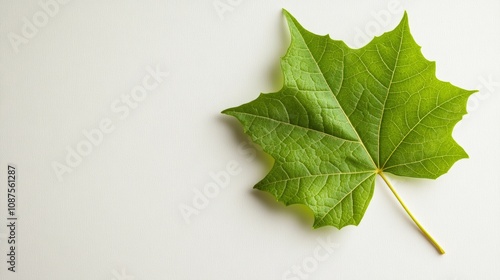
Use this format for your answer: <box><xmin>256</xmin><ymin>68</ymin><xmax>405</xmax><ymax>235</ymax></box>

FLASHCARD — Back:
<box><xmin>378</xmin><ymin>171</ymin><xmax>445</xmax><ymax>254</ymax></box>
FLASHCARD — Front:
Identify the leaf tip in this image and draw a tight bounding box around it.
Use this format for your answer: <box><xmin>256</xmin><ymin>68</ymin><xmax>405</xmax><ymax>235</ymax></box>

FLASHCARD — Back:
<box><xmin>282</xmin><ymin>8</ymin><xmax>300</xmax><ymax>29</ymax></box>
<box><xmin>311</xmin><ymin>222</ymin><xmax>322</xmax><ymax>229</ymax></box>
<box><xmin>221</xmin><ymin>108</ymin><xmax>234</xmax><ymax>115</ymax></box>
<box><xmin>462</xmin><ymin>149</ymin><xmax>470</xmax><ymax>160</ymax></box>
<box><xmin>468</xmin><ymin>89</ymin><xmax>479</xmax><ymax>96</ymax></box>
<box><xmin>402</xmin><ymin>10</ymin><xmax>409</xmax><ymax>20</ymax></box>
<box><xmin>397</xmin><ymin>10</ymin><xmax>410</xmax><ymax>29</ymax></box>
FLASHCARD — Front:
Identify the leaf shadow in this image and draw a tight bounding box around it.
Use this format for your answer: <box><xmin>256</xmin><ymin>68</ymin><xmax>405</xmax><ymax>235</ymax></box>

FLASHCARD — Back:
<box><xmin>262</xmin><ymin>10</ymin><xmax>289</xmax><ymax>93</ymax></box>
<box><xmin>250</xmin><ymin>189</ymin><xmax>343</xmax><ymax>241</ymax></box>
<box><xmin>265</xmin><ymin>58</ymin><xmax>284</xmax><ymax>93</ymax></box>
<box><xmin>217</xmin><ymin>114</ymin><xmax>251</xmax><ymax>144</ymax></box>
<box><xmin>216</xmin><ymin>114</ymin><xmax>273</xmax><ymax>166</ymax></box>
<box><xmin>250</xmin><ymin>189</ymin><xmax>315</xmax><ymax>228</ymax></box>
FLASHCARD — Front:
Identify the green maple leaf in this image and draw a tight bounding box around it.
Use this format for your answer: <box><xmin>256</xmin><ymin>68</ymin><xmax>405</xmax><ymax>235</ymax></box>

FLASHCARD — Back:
<box><xmin>222</xmin><ymin>10</ymin><xmax>475</xmax><ymax>254</ymax></box>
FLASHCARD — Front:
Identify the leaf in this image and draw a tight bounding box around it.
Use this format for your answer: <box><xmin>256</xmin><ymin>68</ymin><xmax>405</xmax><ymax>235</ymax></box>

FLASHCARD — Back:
<box><xmin>222</xmin><ymin>10</ymin><xmax>474</xmax><ymax>253</ymax></box>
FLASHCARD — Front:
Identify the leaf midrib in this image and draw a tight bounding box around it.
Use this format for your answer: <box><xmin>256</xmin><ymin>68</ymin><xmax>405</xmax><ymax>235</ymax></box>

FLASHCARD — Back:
<box><xmin>232</xmin><ymin>111</ymin><xmax>358</xmax><ymax>143</ymax></box>
<box><xmin>377</xmin><ymin>20</ymin><xmax>405</xmax><ymax>168</ymax></box>
<box><xmin>288</xmin><ymin>19</ymin><xmax>379</xmax><ymax>170</ymax></box>
<box><xmin>258</xmin><ymin>170</ymin><xmax>374</xmax><ymax>189</ymax></box>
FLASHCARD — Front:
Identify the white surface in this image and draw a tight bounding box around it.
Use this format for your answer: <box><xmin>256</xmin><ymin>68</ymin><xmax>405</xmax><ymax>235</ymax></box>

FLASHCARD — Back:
<box><xmin>0</xmin><ymin>1</ymin><xmax>499</xmax><ymax>279</ymax></box>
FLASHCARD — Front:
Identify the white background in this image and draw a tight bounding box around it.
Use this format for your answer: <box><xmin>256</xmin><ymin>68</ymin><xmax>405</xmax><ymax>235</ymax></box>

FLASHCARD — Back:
<box><xmin>0</xmin><ymin>0</ymin><xmax>499</xmax><ymax>279</ymax></box>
